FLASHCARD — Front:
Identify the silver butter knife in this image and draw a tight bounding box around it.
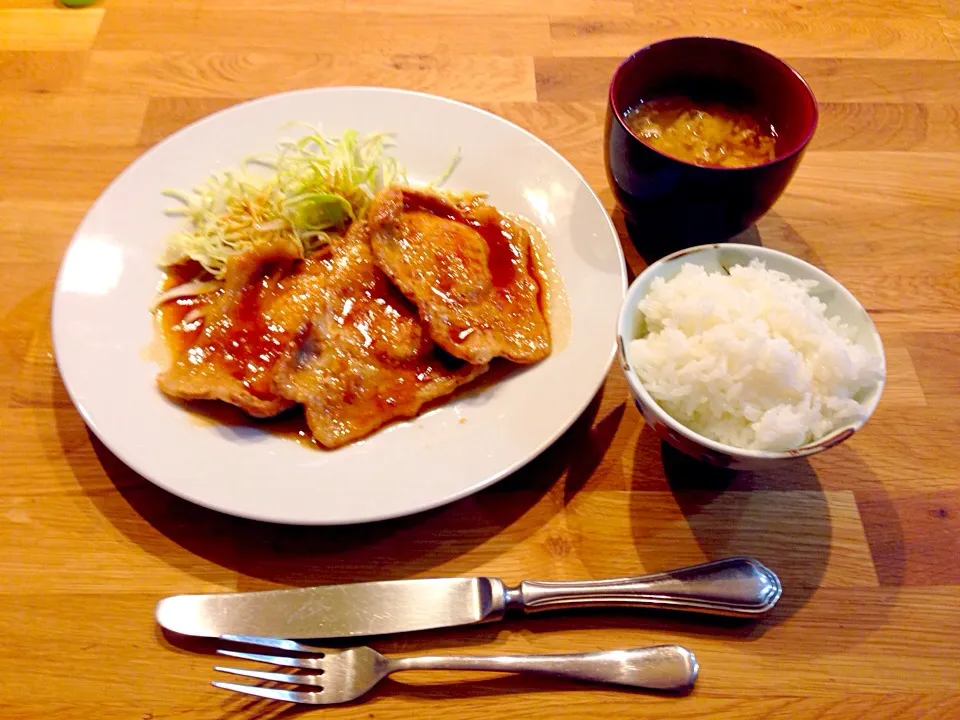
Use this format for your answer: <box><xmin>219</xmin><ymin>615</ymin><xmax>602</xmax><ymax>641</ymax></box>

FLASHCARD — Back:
<box><xmin>156</xmin><ymin>557</ymin><xmax>781</xmax><ymax>639</ymax></box>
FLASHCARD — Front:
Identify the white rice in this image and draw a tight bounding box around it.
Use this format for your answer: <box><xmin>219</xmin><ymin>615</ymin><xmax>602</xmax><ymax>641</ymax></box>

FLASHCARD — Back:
<box><xmin>628</xmin><ymin>260</ymin><xmax>884</xmax><ymax>451</ymax></box>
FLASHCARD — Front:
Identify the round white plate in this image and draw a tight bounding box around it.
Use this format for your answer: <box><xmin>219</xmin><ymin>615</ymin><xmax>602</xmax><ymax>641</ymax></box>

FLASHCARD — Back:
<box><xmin>52</xmin><ymin>87</ymin><xmax>626</xmax><ymax>525</ymax></box>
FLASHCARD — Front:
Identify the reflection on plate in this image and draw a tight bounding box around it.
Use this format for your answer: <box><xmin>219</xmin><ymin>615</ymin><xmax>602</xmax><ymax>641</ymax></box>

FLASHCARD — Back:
<box><xmin>52</xmin><ymin>87</ymin><xmax>626</xmax><ymax>525</ymax></box>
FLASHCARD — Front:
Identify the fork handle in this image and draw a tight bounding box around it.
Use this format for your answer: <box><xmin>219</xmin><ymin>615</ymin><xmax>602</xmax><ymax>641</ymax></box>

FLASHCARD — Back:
<box><xmin>387</xmin><ymin>645</ymin><xmax>698</xmax><ymax>692</ymax></box>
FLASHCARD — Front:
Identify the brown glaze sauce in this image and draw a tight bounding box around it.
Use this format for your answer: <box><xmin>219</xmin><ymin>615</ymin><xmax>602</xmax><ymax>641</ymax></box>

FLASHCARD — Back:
<box><xmin>157</xmin><ymin>259</ymin><xmax>299</xmax><ymax>401</ymax></box>
<box><xmin>220</xmin><ymin>260</ymin><xmax>296</xmax><ymax>400</ymax></box>
<box><xmin>503</xmin><ymin>211</ymin><xmax>572</xmax><ymax>353</ymax></box>
<box><xmin>402</xmin><ymin>192</ymin><xmax>518</xmax><ymax>288</ymax></box>
<box><xmin>178</xmin><ymin>399</ymin><xmax>319</xmax><ymax>449</ymax></box>
<box><xmin>156</xmin><ymin>261</ymin><xmax>213</xmax><ymax>355</ymax></box>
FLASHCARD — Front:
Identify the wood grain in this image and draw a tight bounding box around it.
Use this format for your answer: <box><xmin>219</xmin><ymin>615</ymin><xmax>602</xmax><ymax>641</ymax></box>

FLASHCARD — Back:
<box><xmin>648</xmin><ymin>0</ymin><xmax>951</xmax><ymax>20</ymax></box>
<box><xmin>0</xmin><ymin>95</ymin><xmax>148</xmax><ymax>146</ymax></box>
<box><xmin>1</xmin><ymin>0</ymin><xmax>959</xmax><ymax>718</ymax></box>
<box><xmin>536</xmin><ymin>56</ymin><xmax>960</xmax><ymax>102</ymax></box>
<box><xmin>548</xmin><ymin>16</ymin><xmax>956</xmax><ymax>59</ymax></box>
<box><xmin>0</xmin><ymin>51</ymin><xmax>89</xmax><ymax>93</ymax></box>
<box><xmin>942</xmin><ymin>19</ymin><xmax>960</xmax><ymax>56</ymax></box>
<box><xmin>810</xmin><ymin>103</ymin><xmax>960</xmax><ymax>151</ymax></box>
<box><xmin>0</xmin><ymin>9</ymin><xmax>104</xmax><ymax>51</ymax></box>
<box><xmin>83</xmin><ymin>51</ymin><xmax>537</xmax><ymax>102</ymax></box>
<box><xmin>94</xmin><ymin>9</ymin><xmax>553</xmax><ymax>54</ymax></box>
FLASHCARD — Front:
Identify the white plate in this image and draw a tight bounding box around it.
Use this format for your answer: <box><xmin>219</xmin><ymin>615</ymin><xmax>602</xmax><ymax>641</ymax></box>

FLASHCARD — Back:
<box><xmin>52</xmin><ymin>87</ymin><xmax>626</xmax><ymax>525</ymax></box>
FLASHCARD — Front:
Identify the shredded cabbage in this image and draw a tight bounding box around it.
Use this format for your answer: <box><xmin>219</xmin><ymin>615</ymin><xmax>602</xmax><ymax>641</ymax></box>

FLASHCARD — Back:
<box><xmin>160</xmin><ymin>127</ymin><xmax>408</xmax><ymax>279</ymax></box>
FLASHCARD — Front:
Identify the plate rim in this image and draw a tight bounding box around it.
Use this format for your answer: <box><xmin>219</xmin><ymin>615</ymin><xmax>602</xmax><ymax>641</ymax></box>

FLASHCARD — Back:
<box><xmin>51</xmin><ymin>85</ymin><xmax>627</xmax><ymax>525</ymax></box>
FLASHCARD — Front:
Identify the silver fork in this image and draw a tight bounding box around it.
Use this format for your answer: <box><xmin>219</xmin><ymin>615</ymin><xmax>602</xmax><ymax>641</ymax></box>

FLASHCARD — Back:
<box><xmin>214</xmin><ymin>635</ymin><xmax>699</xmax><ymax>704</ymax></box>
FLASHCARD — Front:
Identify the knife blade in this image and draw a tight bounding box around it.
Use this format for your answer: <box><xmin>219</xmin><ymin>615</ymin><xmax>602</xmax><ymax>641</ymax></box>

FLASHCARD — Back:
<box><xmin>156</xmin><ymin>557</ymin><xmax>781</xmax><ymax>639</ymax></box>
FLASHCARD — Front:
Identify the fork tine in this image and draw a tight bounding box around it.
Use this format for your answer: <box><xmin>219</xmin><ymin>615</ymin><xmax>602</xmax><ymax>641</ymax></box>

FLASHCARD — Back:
<box><xmin>217</xmin><ymin>649</ymin><xmax>320</xmax><ymax>669</ymax></box>
<box><xmin>212</xmin><ymin>682</ymin><xmax>324</xmax><ymax>705</ymax></box>
<box><xmin>220</xmin><ymin>635</ymin><xmax>328</xmax><ymax>653</ymax></box>
<box><xmin>215</xmin><ymin>665</ymin><xmax>323</xmax><ymax>686</ymax></box>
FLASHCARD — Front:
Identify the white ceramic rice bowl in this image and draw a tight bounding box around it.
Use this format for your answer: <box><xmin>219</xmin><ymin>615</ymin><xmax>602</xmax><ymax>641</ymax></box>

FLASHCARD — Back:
<box><xmin>616</xmin><ymin>243</ymin><xmax>886</xmax><ymax>470</ymax></box>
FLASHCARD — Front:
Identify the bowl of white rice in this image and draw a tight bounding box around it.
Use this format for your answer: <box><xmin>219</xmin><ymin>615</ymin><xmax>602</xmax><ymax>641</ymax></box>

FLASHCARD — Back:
<box><xmin>617</xmin><ymin>243</ymin><xmax>885</xmax><ymax>469</ymax></box>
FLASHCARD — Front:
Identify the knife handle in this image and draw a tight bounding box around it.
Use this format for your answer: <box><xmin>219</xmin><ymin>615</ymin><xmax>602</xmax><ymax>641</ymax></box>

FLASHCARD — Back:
<box><xmin>505</xmin><ymin>557</ymin><xmax>781</xmax><ymax>618</ymax></box>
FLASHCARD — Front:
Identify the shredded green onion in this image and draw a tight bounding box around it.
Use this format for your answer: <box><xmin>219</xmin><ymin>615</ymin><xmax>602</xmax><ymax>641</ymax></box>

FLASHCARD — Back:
<box><xmin>429</xmin><ymin>146</ymin><xmax>461</xmax><ymax>188</ymax></box>
<box><xmin>160</xmin><ymin>127</ymin><xmax>410</xmax><ymax>280</ymax></box>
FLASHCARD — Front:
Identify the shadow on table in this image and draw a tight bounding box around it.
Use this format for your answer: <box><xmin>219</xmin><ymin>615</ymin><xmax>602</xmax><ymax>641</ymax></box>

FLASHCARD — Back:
<box><xmin>647</xmin><ymin>427</ymin><xmax>830</xmax><ymax>631</ymax></box>
<box><xmin>611</xmin><ymin>207</ymin><xmax>762</xmax><ymax>271</ymax></box>
<box><xmin>623</xmin><ymin>423</ymin><xmax>905</xmax><ymax>653</ymax></box>
<box><xmin>505</xmin><ymin>416</ymin><xmax>895</xmax><ymax>647</ymax></box>
<box><xmin>456</xmin><ymin>415</ymin><xmax>834</xmax><ymax>645</ymax></box>
<box><xmin>612</xmin><ymin>206</ymin><xmax>820</xmax><ymax>275</ymax></box>
<box><xmin>57</xmin><ymin>381</ymin><xmax>610</xmax><ymax>581</ymax></box>
<box><xmin>55</xmin><ymin>362</ymin><xmax>623</xmax><ymax>647</ymax></box>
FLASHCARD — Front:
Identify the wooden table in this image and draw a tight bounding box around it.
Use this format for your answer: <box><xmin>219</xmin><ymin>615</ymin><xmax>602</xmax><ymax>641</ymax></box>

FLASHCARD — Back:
<box><xmin>3</xmin><ymin>1</ymin><xmax>959</xmax><ymax>717</ymax></box>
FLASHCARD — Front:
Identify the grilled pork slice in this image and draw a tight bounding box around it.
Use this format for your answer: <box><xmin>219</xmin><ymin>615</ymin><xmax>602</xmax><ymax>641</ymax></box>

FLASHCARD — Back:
<box><xmin>368</xmin><ymin>186</ymin><xmax>550</xmax><ymax>365</ymax></box>
<box><xmin>157</xmin><ymin>240</ymin><xmax>326</xmax><ymax>418</ymax></box>
<box><xmin>275</xmin><ymin>221</ymin><xmax>487</xmax><ymax>449</ymax></box>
